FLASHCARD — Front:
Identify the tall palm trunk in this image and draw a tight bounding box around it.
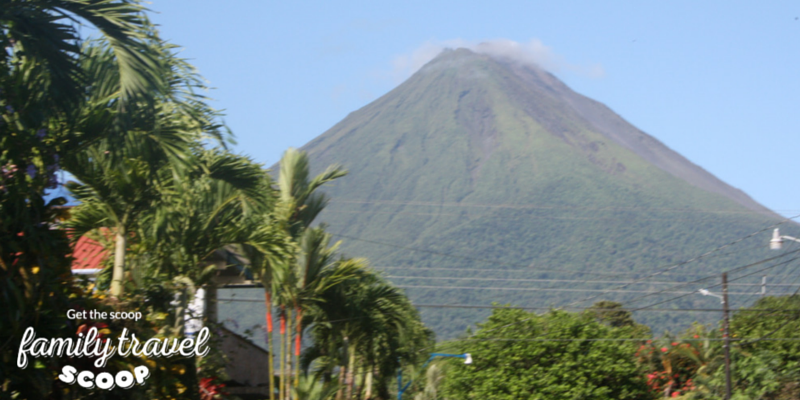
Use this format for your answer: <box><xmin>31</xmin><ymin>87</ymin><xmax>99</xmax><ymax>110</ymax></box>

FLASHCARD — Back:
<box><xmin>110</xmin><ymin>228</ymin><xmax>127</xmax><ymax>297</ymax></box>
<box><xmin>294</xmin><ymin>304</ymin><xmax>302</xmax><ymax>388</ymax></box>
<box><xmin>285</xmin><ymin>307</ymin><xmax>293</xmax><ymax>400</ymax></box>
<box><xmin>364</xmin><ymin>366</ymin><xmax>373</xmax><ymax>400</ymax></box>
<box><xmin>336</xmin><ymin>357</ymin><xmax>346</xmax><ymax>400</ymax></box>
<box><xmin>364</xmin><ymin>365</ymin><xmax>375</xmax><ymax>400</ymax></box>
<box><xmin>346</xmin><ymin>343</ymin><xmax>356</xmax><ymax>400</ymax></box>
<box><xmin>279</xmin><ymin>310</ymin><xmax>286</xmax><ymax>400</ymax></box>
<box><xmin>356</xmin><ymin>365</ymin><xmax>366</xmax><ymax>400</ymax></box>
<box><xmin>265</xmin><ymin>291</ymin><xmax>275</xmax><ymax>400</ymax></box>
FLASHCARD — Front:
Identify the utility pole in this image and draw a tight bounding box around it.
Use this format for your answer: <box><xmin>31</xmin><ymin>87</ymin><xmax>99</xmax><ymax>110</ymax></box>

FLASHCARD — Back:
<box><xmin>699</xmin><ymin>274</ymin><xmax>733</xmax><ymax>399</ymax></box>
<box><xmin>722</xmin><ymin>272</ymin><xmax>732</xmax><ymax>400</ymax></box>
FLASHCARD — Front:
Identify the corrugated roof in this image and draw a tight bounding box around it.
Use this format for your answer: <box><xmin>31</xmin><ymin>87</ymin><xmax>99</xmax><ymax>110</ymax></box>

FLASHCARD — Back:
<box><xmin>71</xmin><ymin>234</ymin><xmax>107</xmax><ymax>271</ymax></box>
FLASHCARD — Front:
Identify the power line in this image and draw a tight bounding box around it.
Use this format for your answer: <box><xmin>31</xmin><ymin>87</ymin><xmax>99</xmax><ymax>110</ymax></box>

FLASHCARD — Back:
<box><xmin>380</xmin><ymin>253</ymin><xmax>800</xmax><ymax>283</ymax></box>
<box><xmin>631</xmin><ymin>253</ymin><xmax>800</xmax><ymax>312</ymax></box>
<box><xmin>332</xmin><ymin>233</ymin><xmax>634</xmax><ymax>277</ymax></box>
<box><xmin>329</xmin><ymin>199</ymin><xmax>800</xmax><ymax>216</ymax></box>
<box><xmin>332</xmin><ymin>231</ymin><xmax>770</xmax><ymax>281</ymax></box>
<box><xmin>337</xmin><ymin>219</ymin><xmax>800</xmax><ymax>354</ymax></box>
<box><xmin>335</xmin><ymin>216</ymin><xmax>798</xmax><ymax>315</ymax></box>
<box><xmin>376</xmin><ymin>266</ymin><xmax>733</xmax><ymax>279</ymax></box>
<box><xmin>432</xmin><ymin>237</ymin><xmax>800</xmax><ymax>350</ymax></box>
<box><xmin>410</xmin><ymin>303</ymin><xmax>800</xmax><ymax>314</ymax></box>
<box><xmin>732</xmin><ymin>241</ymin><xmax>800</xmax><ymax>308</ymax></box>
<box><xmin>730</xmin><ymin>266</ymin><xmax>800</xmax><ymax>346</ymax></box>
<box><xmin>423</xmin><ymin>273</ymin><xmax>800</xmax><ymax>349</ymax></box>
<box><xmin>395</xmin><ymin>284</ymin><xmax>768</xmax><ymax>296</ymax></box>
<box><xmin>385</xmin><ymin>275</ymin><xmax>800</xmax><ymax>287</ymax></box>
<box><xmin>603</xmin><ymin>250</ymin><xmax>800</xmax><ymax>310</ymax></box>
<box><xmin>487</xmin><ymin>223</ymin><xmax>800</xmax><ymax>321</ymax></box>
<box><xmin>324</xmin><ymin>209</ymin><xmax>749</xmax><ymax>222</ymax></box>
<box><xmin>374</xmin><ymin>242</ymin><xmax>767</xmax><ymax>278</ymax></box>
<box><xmin>735</xmin><ymin>311</ymin><xmax>800</xmax><ymax>346</ymax></box>
<box><xmin>216</xmin><ymin>298</ymin><xmax>800</xmax><ymax>314</ymax></box>
<box><xmin>456</xmin><ymin>337</ymin><xmax>800</xmax><ymax>343</ymax></box>
<box><xmin>448</xmin><ymin>284</ymin><xmax>800</xmax><ymax>346</ymax></box>
<box><xmin>562</xmin><ymin>217</ymin><xmax>800</xmax><ymax>308</ymax></box>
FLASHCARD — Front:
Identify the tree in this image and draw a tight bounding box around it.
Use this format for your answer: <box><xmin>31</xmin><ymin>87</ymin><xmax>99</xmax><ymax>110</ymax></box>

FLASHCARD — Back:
<box><xmin>0</xmin><ymin>2</ymin><xmax>171</xmax><ymax>396</ymax></box>
<box><xmin>636</xmin><ymin>296</ymin><xmax>800</xmax><ymax>400</ymax></box>
<box><xmin>1</xmin><ymin>0</ymin><xmax>166</xmax><ymax>115</ymax></box>
<box><xmin>66</xmin><ymin>146</ymin><xmax>164</xmax><ymax>297</ymax></box>
<box><xmin>130</xmin><ymin>150</ymin><xmax>283</xmax><ymax>400</ymax></box>
<box><xmin>440</xmin><ymin>308</ymin><xmax>654</xmax><ymax>400</ymax></box>
<box><xmin>244</xmin><ymin>216</ymin><xmax>294</xmax><ymax>400</ymax></box>
<box><xmin>54</xmin><ymin>32</ymin><xmax>265</xmax><ymax>398</ymax></box>
<box><xmin>136</xmin><ymin>149</ymin><xmax>273</xmax><ymax>289</ymax></box>
<box><xmin>585</xmin><ymin>300</ymin><xmax>646</xmax><ymax>330</ymax></box>
<box><xmin>304</xmin><ymin>267</ymin><xmax>433</xmax><ymax>400</ymax></box>
<box><xmin>635</xmin><ymin>325</ymin><xmax>717</xmax><ymax>398</ymax></box>
<box><xmin>63</xmin><ymin>38</ymin><xmax>226</xmax><ymax>298</ymax></box>
<box><xmin>277</xmin><ymin>147</ymin><xmax>346</xmax><ymax>240</ymax></box>
<box><xmin>270</xmin><ymin>147</ymin><xmax>346</xmax><ymax>399</ymax></box>
<box><xmin>726</xmin><ymin>295</ymin><xmax>800</xmax><ymax>399</ymax></box>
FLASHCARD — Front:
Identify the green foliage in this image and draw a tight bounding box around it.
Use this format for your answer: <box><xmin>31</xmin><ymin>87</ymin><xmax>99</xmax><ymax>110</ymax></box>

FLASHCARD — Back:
<box><xmin>292</xmin><ymin>374</ymin><xmax>339</xmax><ymax>400</ymax></box>
<box><xmin>303</xmin><ymin>265</ymin><xmax>434</xmax><ymax>399</ymax></box>
<box><xmin>727</xmin><ymin>295</ymin><xmax>800</xmax><ymax>399</ymax></box>
<box><xmin>278</xmin><ymin>147</ymin><xmax>347</xmax><ymax>239</ymax></box>
<box><xmin>1</xmin><ymin>2</ymin><xmax>259</xmax><ymax>398</ymax></box>
<box><xmin>733</xmin><ymin>296</ymin><xmax>800</xmax><ymax>373</ymax></box>
<box><xmin>637</xmin><ymin>297</ymin><xmax>800</xmax><ymax>399</ymax></box>
<box><xmin>585</xmin><ymin>301</ymin><xmax>650</xmax><ymax>333</ymax></box>
<box><xmin>0</xmin><ymin>1</ymin><xmax>173</xmax><ymax>397</ymax></box>
<box><xmin>635</xmin><ymin>325</ymin><xmax>719</xmax><ymax>398</ymax></box>
<box><xmin>1</xmin><ymin>0</ymin><xmax>166</xmax><ymax>114</ymax></box>
<box><xmin>134</xmin><ymin>149</ymin><xmax>275</xmax><ymax>284</ymax></box>
<box><xmin>438</xmin><ymin>308</ymin><xmax>654</xmax><ymax>400</ymax></box>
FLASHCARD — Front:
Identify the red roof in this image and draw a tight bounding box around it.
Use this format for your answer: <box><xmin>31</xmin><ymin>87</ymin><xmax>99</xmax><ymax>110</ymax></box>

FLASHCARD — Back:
<box><xmin>71</xmin><ymin>234</ymin><xmax>108</xmax><ymax>271</ymax></box>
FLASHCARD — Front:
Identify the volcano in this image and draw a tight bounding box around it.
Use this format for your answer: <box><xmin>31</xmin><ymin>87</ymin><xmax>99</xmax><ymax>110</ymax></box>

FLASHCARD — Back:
<box><xmin>260</xmin><ymin>48</ymin><xmax>793</xmax><ymax>338</ymax></box>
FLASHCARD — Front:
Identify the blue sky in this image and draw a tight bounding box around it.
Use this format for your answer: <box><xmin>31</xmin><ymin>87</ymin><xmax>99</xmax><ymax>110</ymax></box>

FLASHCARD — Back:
<box><xmin>147</xmin><ymin>1</ymin><xmax>800</xmax><ymax>216</ymax></box>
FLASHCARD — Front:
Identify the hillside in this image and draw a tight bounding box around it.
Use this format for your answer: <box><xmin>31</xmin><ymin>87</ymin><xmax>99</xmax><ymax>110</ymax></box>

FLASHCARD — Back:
<box><xmin>222</xmin><ymin>49</ymin><xmax>798</xmax><ymax>341</ymax></box>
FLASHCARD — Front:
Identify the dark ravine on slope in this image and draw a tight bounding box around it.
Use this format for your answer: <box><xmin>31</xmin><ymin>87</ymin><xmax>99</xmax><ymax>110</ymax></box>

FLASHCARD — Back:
<box><xmin>223</xmin><ymin>48</ymin><xmax>797</xmax><ymax>341</ymax></box>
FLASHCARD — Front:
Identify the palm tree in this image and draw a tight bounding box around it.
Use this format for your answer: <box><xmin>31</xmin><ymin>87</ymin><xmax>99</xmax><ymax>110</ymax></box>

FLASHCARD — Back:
<box><xmin>243</xmin><ymin>213</ymin><xmax>294</xmax><ymax>400</ymax></box>
<box><xmin>63</xmin><ymin>39</ymin><xmax>226</xmax><ymax>297</ymax></box>
<box><xmin>137</xmin><ymin>149</ymin><xmax>273</xmax><ymax>294</ymax></box>
<box><xmin>66</xmin><ymin>147</ymin><xmax>160</xmax><ymax>297</ymax></box>
<box><xmin>128</xmin><ymin>150</ymin><xmax>286</xmax><ymax>400</ymax></box>
<box><xmin>271</xmin><ymin>148</ymin><xmax>346</xmax><ymax>399</ymax></box>
<box><xmin>1</xmin><ymin>0</ymin><xmax>167</xmax><ymax>115</ymax></box>
<box><xmin>277</xmin><ymin>148</ymin><xmax>346</xmax><ymax>239</ymax></box>
<box><xmin>292</xmin><ymin>229</ymin><xmax>365</xmax><ymax>390</ymax></box>
<box><xmin>0</xmin><ymin>2</ymin><xmax>175</xmax><ymax>396</ymax></box>
<box><xmin>305</xmin><ymin>268</ymin><xmax>433</xmax><ymax>400</ymax></box>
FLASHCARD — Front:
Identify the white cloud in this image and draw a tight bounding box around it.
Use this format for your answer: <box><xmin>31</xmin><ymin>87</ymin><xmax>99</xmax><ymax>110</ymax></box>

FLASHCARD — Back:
<box><xmin>388</xmin><ymin>38</ymin><xmax>605</xmax><ymax>83</ymax></box>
